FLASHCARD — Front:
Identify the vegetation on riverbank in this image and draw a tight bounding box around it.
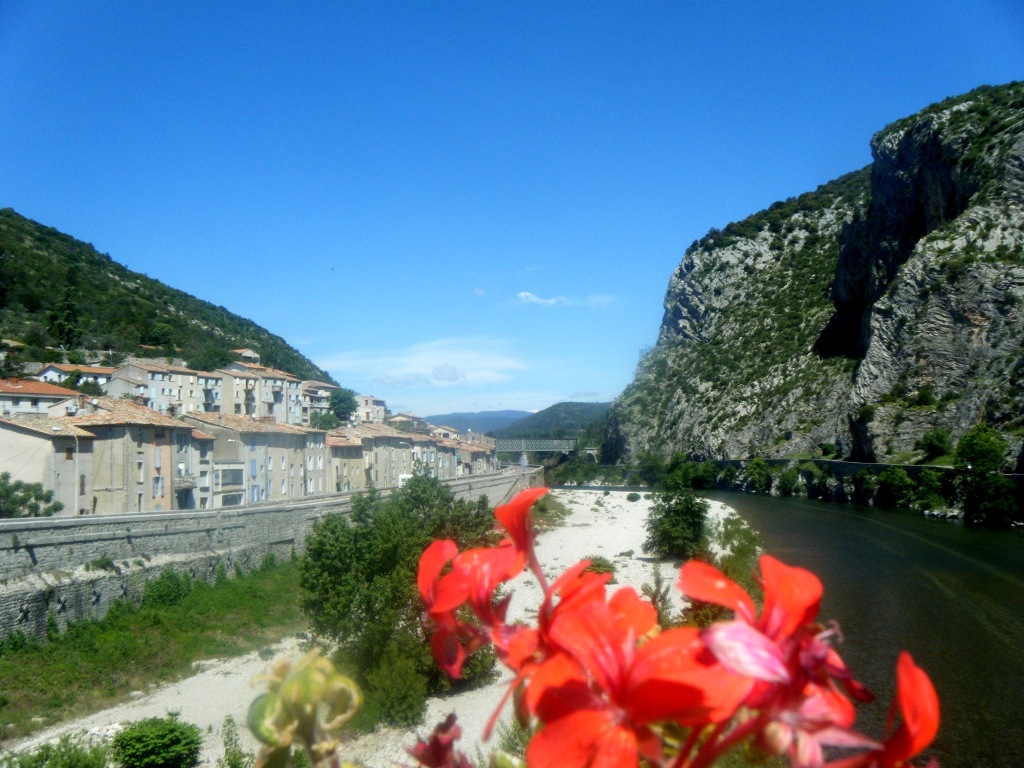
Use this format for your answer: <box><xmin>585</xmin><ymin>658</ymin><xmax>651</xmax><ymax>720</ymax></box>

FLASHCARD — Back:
<box><xmin>0</xmin><ymin>561</ymin><xmax>304</xmax><ymax>740</ymax></box>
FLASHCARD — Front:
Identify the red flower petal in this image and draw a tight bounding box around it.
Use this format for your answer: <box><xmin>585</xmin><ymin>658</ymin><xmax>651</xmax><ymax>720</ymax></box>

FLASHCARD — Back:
<box><xmin>419</xmin><ymin>539</ymin><xmax>458</xmax><ymax>604</ymax></box>
<box><xmin>526</xmin><ymin>709</ymin><xmax>635</xmax><ymax>768</ymax></box>
<box><xmin>677</xmin><ymin>560</ymin><xmax>756</xmax><ymax>621</ymax></box>
<box><xmin>494</xmin><ymin>487</ymin><xmax>548</xmax><ymax>551</ymax></box>
<box><xmin>628</xmin><ymin>627</ymin><xmax>753</xmax><ymax>725</ymax></box>
<box><xmin>758</xmin><ymin>554</ymin><xmax>822</xmax><ymax>641</ymax></box>
<box><xmin>881</xmin><ymin>652</ymin><xmax>939</xmax><ymax>765</ymax></box>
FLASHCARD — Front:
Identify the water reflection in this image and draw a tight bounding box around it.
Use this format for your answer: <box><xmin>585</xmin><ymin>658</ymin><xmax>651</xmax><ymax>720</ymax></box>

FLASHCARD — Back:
<box><xmin>702</xmin><ymin>492</ymin><xmax>1024</xmax><ymax>768</ymax></box>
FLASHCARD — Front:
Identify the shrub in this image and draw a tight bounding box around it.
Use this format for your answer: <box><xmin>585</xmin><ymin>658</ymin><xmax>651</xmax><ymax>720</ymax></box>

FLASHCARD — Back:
<box><xmin>875</xmin><ymin>467</ymin><xmax>915</xmax><ymax>509</ymax></box>
<box><xmin>300</xmin><ymin>475</ymin><xmax>496</xmax><ymax>726</ymax></box>
<box><xmin>216</xmin><ymin>716</ymin><xmax>254</xmax><ymax>768</ymax></box>
<box><xmin>583</xmin><ymin>555</ymin><xmax>616</xmax><ymax>578</ymax></box>
<box><xmin>0</xmin><ymin>734</ymin><xmax>108</xmax><ymax>768</ymax></box>
<box><xmin>626</xmin><ymin>492</ymin><xmax>641</xmax><ymax>502</ymax></box>
<box><xmin>642</xmin><ymin>491</ymin><xmax>709</xmax><ymax>560</ymax></box>
<box><xmin>111</xmin><ymin>715</ymin><xmax>202</xmax><ymax>768</ymax></box>
<box><xmin>776</xmin><ymin>467</ymin><xmax>799</xmax><ymax>496</ymax></box>
<box><xmin>142</xmin><ymin>569</ymin><xmax>192</xmax><ymax>608</ymax></box>
<box><xmin>744</xmin><ymin>458</ymin><xmax>772</xmax><ymax>493</ymax></box>
<box><xmin>915</xmin><ymin>428</ymin><xmax>953</xmax><ymax>461</ymax></box>
<box><xmin>362</xmin><ymin>643</ymin><xmax>428</xmax><ymax>727</ymax></box>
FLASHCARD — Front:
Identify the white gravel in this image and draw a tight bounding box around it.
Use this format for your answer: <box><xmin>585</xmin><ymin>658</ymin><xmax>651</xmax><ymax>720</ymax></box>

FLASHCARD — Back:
<box><xmin>3</xmin><ymin>490</ymin><xmax>738</xmax><ymax>767</ymax></box>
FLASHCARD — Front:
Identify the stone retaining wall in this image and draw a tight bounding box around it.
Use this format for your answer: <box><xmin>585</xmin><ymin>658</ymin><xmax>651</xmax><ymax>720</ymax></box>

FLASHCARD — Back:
<box><xmin>0</xmin><ymin>468</ymin><xmax>542</xmax><ymax>641</ymax></box>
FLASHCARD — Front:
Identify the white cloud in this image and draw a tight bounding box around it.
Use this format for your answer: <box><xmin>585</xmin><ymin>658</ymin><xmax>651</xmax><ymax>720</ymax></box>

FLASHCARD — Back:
<box><xmin>317</xmin><ymin>337</ymin><xmax>527</xmax><ymax>389</ymax></box>
<box><xmin>517</xmin><ymin>291</ymin><xmax>568</xmax><ymax>306</ymax></box>
<box><xmin>516</xmin><ymin>291</ymin><xmax>618</xmax><ymax>308</ymax></box>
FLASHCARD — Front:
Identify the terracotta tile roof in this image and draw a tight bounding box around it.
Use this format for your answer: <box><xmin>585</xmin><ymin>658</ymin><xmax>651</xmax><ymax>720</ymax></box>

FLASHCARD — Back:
<box><xmin>0</xmin><ymin>378</ymin><xmax>80</xmax><ymax>398</ymax></box>
<box><xmin>0</xmin><ymin>416</ymin><xmax>94</xmax><ymax>438</ymax></box>
<box><xmin>231</xmin><ymin>362</ymin><xmax>300</xmax><ymax>381</ymax></box>
<box><xmin>327</xmin><ymin>434</ymin><xmax>363</xmax><ymax>448</ymax></box>
<box><xmin>183</xmin><ymin>412</ymin><xmax>309</xmax><ymax>434</ymax></box>
<box><xmin>191</xmin><ymin>429</ymin><xmax>215</xmax><ymax>441</ymax></box>
<box><xmin>67</xmin><ymin>397</ymin><xmax>186</xmax><ymax>428</ymax></box>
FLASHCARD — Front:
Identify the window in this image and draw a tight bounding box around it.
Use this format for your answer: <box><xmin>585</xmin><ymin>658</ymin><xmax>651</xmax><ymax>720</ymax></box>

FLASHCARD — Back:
<box><xmin>153</xmin><ymin>475</ymin><xmax>164</xmax><ymax>498</ymax></box>
<box><xmin>137</xmin><ymin>461</ymin><xmax>144</xmax><ymax>483</ymax></box>
<box><xmin>65</xmin><ymin>448</ymin><xmax>73</xmax><ymax>461</ymax></box>
<box><xmin>79</xmin><ymin>474</ymin><xmax>86</xmax><ymax>496</ymax></box>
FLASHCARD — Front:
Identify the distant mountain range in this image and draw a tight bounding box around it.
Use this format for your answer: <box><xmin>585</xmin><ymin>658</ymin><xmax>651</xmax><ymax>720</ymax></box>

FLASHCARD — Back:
<box><xmin>423</xmin><ymin>410</ymin><xmax>532</xmax><ymax>434</ymax></box>
<box><xmin>490</xmin><ymin>402</ymin><xmax>610</xmax><ymax>442</ymax></box>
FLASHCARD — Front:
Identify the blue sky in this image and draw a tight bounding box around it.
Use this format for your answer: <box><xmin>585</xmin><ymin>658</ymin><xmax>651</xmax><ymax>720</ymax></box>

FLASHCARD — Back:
<box><xmin>1</xmin><ymin>2</ymin><xmax>1021</xmax><ymax>416</ymax></box>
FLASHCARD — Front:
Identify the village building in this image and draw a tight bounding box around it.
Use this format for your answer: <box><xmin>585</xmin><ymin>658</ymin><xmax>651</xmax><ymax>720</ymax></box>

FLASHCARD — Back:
<box><xmin>37</xmin><ymin>363</ymin><xmax>117</xmax><ymax>388</ymax></box>
<box><xmin>325</xmin><ymin>429</ymin><xmax>365</xmax><ymax>492</ymax></box>
<box><xmin>221</xmin><ymin>363</ymin><xmax>303</xmax><ymax>424</ymax></box>
<box><xmin>182</xmin><ymin>413</ymin><xmax>328</xmax><ymax>506</ymax></box>
<box><xmin>354</xmin><ymin>394</ymin><xmax>386</xmax><ymax>424</ymax></box>
<box><xmin>0</xmin><ymin>378</ymin><xmax>81</xmax><ymax>418</ymax></box>
<box><xmin>301</xmin><ymin>380</ymin><xmax>339</xmax><ymax>425</ymax></box>
<box><xmin>0</xmin><ymin>415</ymin><xmax>94</xmax><ymax>517</ymax></box>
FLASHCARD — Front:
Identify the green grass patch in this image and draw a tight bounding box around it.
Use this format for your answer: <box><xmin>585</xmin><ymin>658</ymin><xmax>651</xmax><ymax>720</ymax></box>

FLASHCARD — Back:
<box><xmin>0</xmin><ymin>562</ymin><xmax>305</xmax><ymax>740</ymax></box>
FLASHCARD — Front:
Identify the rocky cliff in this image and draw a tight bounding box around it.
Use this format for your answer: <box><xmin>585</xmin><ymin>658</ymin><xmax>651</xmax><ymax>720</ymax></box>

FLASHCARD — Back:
<box><xmin>607</xmin><ymin>82</ymin><xmax>1024</xmax><ymax>465</ymax></box>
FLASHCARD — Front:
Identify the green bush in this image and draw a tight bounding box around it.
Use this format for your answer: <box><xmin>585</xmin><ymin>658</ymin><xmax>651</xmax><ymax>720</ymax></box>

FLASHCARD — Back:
<box><xmin>875</xmin><ymin>467</ymin><xmax>915</xmax><ymax>509</ymax></box>
<box><xmin>583</xmin><ymin>555</ymin><xmax>616</xmax><ymax>578</ymax></box>
<box><xmin>0</xmin><ymin>735</ymin><xmax>108</xmax><ymax>768</ymax></box>
<box><xmin>142</xmin><ymin>570</ymin><xmax>192</xmax><ymax>608</ymax></box>
<box><xmin>300</xmin><ymin>474</ymin><xmax>496</xmax><ymax>727</ymax></box>
<box><xmin>111</xmin><ymin>715</ymin><xmax>202</xmax><ymax>768</ymax></box>
<box><xmin>362</xmin><ymin>643</ymin><xmax>428</xmax><ymax>727</ymax></box>
<box><xmin>626</xmin><ymin>492</ymin><xmax>641</xmax><ymax>502</ymax></box>
<box><xmin>915</xmin><ymin>428</ymin><xmax>953</xmax><ymax>461</ymax></box>
<box><xmin>776</xmin><ymin>467</ymin><xmax>799</xmax><ymax>496</ymax></box>
<box><xmin>744</xmin><ymin>458</ymin><xmax>773</xmax><ymax>493</ymax></box>
<box><xmin>642</xmin><ymin>491</ymin><xmax>709</xmax><ymax>560</ymax></box>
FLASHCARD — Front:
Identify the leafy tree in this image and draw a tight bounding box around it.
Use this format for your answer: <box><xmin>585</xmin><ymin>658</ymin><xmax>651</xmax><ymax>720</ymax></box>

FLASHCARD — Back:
<box><xmin>47</xmin><ymin>286</ymin><xmax>80</xmax><ymax>349</ymax></box>
<box><xmin>329</xmin><ymin>388</ymin><xmax>358</xmax><ymax>421</ymax></box>
<box><xmin>776</xmin><ymin>466</ymin><xmax>799</xmax><ymax>496</ymax></box>
<box><xmin>913</xmin><ymin>469</ymin><xmax>948</xmax><ymax>512</ymax></box>
<box><xmin>299</xmin><ymin>475</ymin><xmax>494</xmax><ymax>725</ymax></box>
<box><xmin>955</xmin><ymin>424</ymin><xmax>1015</xmax><ymax>527</ymax></box>
<box><xmin>633</xmin><ymin>451</ymin><xmax>666</xmax><ymax>487</ymax></box>
<box><xmin>309</xmin><ymin>411</ymin><xmax>341</xmax><ymax>430</ymax></box>
<box><xmin>915</xmin><ymin>427</ymin><xmax>953</xmax><ymax>461</ymax></box>
<box><xmin>642</xmin><ymin>490</ymin><xmax>709</xmax><ymax>560</ymax></box>
<box><xmin>875</xmin><ymin>467</ymin><xmax>915</xmax><ymax>509</ymax></box>
<box><xmin>954</xmin><ymin>424</ymin><xmax>1007</xmax><ymax>475</ymax></box>
<box><xmin>0</xmin><ymin>473</ymin><xmax>63</xmax><ymax>518</ymax></box>
<box><xmin>744</xmin><ymin>457</ymin><xmax>773</xmax><ymax>493</ymax></box>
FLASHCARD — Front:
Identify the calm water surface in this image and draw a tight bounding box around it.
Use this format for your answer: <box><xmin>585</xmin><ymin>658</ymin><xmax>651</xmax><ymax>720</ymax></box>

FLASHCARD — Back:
<box><xmin>702</xmin><ymin>492</ymin><xmax>1024</xmax><ymax>768</ymax></box>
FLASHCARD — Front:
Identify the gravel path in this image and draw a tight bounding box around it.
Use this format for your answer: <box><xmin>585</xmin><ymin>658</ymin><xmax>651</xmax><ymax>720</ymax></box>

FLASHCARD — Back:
<box><xmin>4</xmin><ymin>490</ymin><xmax>738</xmax><ymax>767</ymax></box>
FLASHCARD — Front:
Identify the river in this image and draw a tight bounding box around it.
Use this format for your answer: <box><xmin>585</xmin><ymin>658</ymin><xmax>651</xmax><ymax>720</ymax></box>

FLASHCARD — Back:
<box><xmin>702</xmin><ymin>491</ymin><xmax>1024</xmax><ymax>768</ymax></box>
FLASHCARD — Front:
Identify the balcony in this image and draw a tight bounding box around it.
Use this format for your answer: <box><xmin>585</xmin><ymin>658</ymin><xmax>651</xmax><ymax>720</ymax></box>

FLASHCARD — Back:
<box><xmin>173</xmin><ymin>473</ymin><xmax>197</xmax><ymax>491</ymax></box>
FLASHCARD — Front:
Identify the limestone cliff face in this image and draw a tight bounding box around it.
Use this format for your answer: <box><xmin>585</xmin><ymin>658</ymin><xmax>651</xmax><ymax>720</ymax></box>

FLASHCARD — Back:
<box><xmin>608</xmin><ymin>82</ymin><xmax>1024</xmax><ymax>464</ymax></box>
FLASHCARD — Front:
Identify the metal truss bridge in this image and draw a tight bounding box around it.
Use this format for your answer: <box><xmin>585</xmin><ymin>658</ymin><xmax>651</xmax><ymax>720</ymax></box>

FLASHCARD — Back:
<box><xmin>495</xmin><ymin>437</ymin><xmax>578</xmax><ymax>453</ymax></box>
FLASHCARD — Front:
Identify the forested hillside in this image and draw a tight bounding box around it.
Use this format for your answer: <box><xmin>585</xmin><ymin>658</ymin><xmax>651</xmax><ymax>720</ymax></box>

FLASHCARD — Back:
<box><xmin>0</xmin><ymin>208</ymin><xmax>334</xmax><ymax>381</ymax></box>
<box><xmin>493</xmin><ymin>401</ymin><xmax>609</xmax><ymax>444</ymax></box>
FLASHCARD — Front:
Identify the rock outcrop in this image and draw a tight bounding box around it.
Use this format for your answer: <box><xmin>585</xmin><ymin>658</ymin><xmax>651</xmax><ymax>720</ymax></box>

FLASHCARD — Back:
<box><xmin>608</xmin><ymin>82</ymin><xmax>1024</xmax><ymax>464</ymax></box>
